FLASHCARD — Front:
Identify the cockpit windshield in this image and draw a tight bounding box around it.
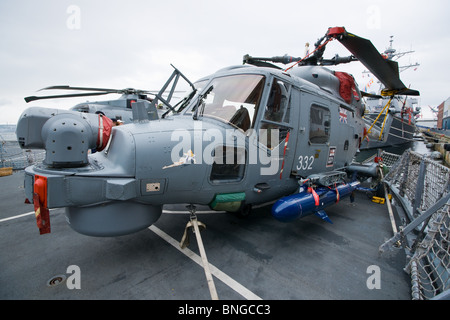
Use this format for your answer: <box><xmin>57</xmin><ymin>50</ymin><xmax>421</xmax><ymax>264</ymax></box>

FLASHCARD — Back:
<box><xmin>197</xmin><ymin>74</ymin><xmax>265</xmax><ymax>132</ymax></box>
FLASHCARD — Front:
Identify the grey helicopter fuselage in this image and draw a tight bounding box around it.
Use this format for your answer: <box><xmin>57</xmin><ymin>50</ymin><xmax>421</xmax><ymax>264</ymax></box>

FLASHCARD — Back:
<box><xmin>19</xmin><ymin>64</ymin><xmax>365</xmax><ymax>236</ymax></box>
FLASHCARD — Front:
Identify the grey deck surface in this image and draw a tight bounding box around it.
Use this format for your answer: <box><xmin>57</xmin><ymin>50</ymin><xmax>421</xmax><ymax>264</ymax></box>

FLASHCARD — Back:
<box><xmin>0</xmin><ymin>171</ymin><xmax>410</xmax><ymax>300</ymax></box>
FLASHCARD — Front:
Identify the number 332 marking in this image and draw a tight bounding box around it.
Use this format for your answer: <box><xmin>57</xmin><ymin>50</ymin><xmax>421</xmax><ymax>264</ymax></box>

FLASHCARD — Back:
<box><xmin>296</xmin><ymin>155</ymin><xmax>314</xmax><ymax>170</ymax></box>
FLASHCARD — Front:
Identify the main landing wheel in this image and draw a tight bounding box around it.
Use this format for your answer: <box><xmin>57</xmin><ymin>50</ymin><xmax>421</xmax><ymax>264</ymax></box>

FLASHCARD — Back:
<box><xmin>235</xmin><ymin>203</ymin><xmax>252</xmax><ymax>218</ymax></box>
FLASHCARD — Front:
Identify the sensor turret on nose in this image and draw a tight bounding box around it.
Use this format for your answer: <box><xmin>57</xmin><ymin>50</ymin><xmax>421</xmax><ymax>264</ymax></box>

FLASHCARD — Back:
<box><xmin>16</xmin><ymin>107</ymin><xmax>113</xmax><ymax>168</ymax></box>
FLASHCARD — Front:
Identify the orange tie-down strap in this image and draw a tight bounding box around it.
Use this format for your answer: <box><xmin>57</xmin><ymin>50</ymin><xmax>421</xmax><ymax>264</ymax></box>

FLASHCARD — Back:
<box><xmin>33</xmin><ymin>193</ymin><xmax>51</xmax><ymax>234</ymax></box>
<box><xmin>307</xmin><ymin>187</ymin><xmax>320</xmax><ymax>206</ymax></box>
<box><xmin>33</xmin><ymin>175</ymin><xmax>51</xmax><ymax>235</ymax></box>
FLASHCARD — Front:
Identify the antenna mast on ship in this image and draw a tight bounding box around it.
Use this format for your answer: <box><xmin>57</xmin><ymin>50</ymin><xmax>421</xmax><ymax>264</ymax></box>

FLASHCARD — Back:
<box><xmin>385</xmin><ymin>36</ymin><xmax>420</xmax><ymax>72</ymax></box>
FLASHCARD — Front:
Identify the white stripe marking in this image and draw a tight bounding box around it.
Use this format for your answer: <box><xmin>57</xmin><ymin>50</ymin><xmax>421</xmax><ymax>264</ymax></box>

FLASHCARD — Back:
<box><xmin>1</xmin><ymin>202</ymin><xmax>275</xmax><ymax>223</ymax></box>
<box><xmin>0</xmin><ymin>209</ymin><xmax>219</xmax><ymax>223</ymax></box>
<box><xmin>0</xmin><ymin>209</ymin><xmax>58</xmax><ymax>223</ymax></box>
<box><xmin>0</xmin><ymin>211</ymin><xmax>34</xmax><ymax>223</ymax></box>
<box><xmin>149</xmin><ymin>225</ymin><xmax>262</xmax><ymax>300</ymax></box>
<box><xmin>163</xmin><ymin>210</ymin><xmax>224</xmax><ymax>214</ymax></box>
<box><xmin>2</xmin><ymin>210</ymin><xmax>263</xmax><ymax>300</ymax></box>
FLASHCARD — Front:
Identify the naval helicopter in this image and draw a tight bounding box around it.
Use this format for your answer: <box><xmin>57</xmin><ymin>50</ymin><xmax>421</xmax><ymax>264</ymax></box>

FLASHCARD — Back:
<box><xmin>23</xmin><ymin>64</ymin><xmax>189</xmax><ymax>123</ymax></box>
<box><xmin>24</xmin><ymin>86</ymin><xmax>158</xmax><ymax>124</ymax></box>
<box><xmin>16</xmin><ymin>26</ymin><xmax>419</xmax><ymax>237</ymax></box>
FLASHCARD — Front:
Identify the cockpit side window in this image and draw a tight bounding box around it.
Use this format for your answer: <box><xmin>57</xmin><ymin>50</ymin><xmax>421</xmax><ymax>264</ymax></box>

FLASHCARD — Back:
<box><xmin>259</xmin><ymin>78</ymin><xmax>291</xmax><ymax>149</ymax></box>
<box><xmin>210</xmin><ymin>146</ymin><xmax>246</xmax><ymax>183</ymax></box>
<box><xmin>264</xmin><ymin>79</ymin><xmax>290</xmax><ymax>123</ymax></box>
<box><xmin>309</xmin><ymin>104</ymin><xmax>331</xmax><ymax>144</ymax></box>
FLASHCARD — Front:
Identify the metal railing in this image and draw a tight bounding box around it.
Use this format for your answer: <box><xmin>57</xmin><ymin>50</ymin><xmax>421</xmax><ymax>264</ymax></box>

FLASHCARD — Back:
<box><xmin>1</xmin><ymin>140</ymin><xmax>45</xmax><ymax>170</ymax></box>
<box><xmin>380</xmin><ymin>149</ymin><xmax>450</xmax><ymax>300</ymax></box>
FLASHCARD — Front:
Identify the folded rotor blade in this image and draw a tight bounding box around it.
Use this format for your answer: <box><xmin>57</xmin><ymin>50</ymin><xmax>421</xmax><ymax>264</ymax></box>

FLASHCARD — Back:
<box><xmin>38</xmin><ymin>85</ymin><xmax>163</xmax><ymax>96</ymax></box>
<box><xmin>24</xmin><ymin>91</ymin><xmax>113</xmax><ymax>103</ymax></box>
<box><xmin>327</xmin><ymin>27</ymin><xmax>419</xmax><ymax>96</ymax></box>
<box><xmin>39</xmin><ymin>85</ymin><xmax>122</xmax><ymax>93</ymax></box>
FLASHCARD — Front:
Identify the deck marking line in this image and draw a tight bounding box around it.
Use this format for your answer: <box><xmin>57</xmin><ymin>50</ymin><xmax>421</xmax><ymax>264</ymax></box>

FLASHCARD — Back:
<box><xmin>149</xmin><ymin>225</ymin><xmax>262</xmax><ymax>300</ymax></box>
<box><xmin>3</xmin><ymin>210</ymin><xmax>262</xmax><ymax>300</ymax></box>
<box><xmin>2</xmin><ymin>204</ymin><xmax>274</xmax><ymax>223</ymax></box>
<box><xmin>0</xmin><ymin>211</ymin><xmax>35</xmax><ymax>223</ymax></box>
<box><xmin>2</xmin><ymin>208</ymin><xmax>221</xmax><ymax>222</ymax></box>
<box><xmin>0</xmin><ymin>209</ymin><xmax>58</xmax><ymax>223</ymax></box>
<box><xmin>163</xmin><ymin>210</ymin><xmax>225</xmax><ymax>214</ymax></box>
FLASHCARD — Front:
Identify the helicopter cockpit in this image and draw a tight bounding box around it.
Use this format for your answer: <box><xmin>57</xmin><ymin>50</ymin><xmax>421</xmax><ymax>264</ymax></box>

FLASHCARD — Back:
<box><xmin>166</xmin><ymin>71</ymin><xmax>288</xmax><ymax>141</ymax></box>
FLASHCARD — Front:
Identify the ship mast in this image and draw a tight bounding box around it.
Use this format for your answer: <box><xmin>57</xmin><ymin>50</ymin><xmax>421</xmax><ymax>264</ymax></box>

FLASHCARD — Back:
<box><xmin>385</xmin><ymin>36</ymin><xmax>420</xmax><ymax>72</ymax></box>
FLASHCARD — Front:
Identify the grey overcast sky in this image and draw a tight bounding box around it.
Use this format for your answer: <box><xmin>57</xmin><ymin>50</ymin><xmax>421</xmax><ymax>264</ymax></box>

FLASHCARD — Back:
<box><xmin>0</xmin><ymin>0</ymin><xmax>449</xmax><ymax>124</ymax></box>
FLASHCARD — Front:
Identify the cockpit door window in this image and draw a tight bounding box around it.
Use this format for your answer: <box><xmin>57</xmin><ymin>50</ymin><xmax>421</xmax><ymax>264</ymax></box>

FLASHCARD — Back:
<box><xmin>259</xmin><ymin>78</ymin><xmax>292</xmax><ymax>149</ymax></box>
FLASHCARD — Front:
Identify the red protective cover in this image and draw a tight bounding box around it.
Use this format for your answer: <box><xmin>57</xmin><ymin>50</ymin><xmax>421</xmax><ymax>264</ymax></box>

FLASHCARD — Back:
<box><xmin>335</xmin><ymin>71</ymin><xmax>359</xmax><ymax>104</ymax></box>
<box><xmin>96</xmin><ymin>115</ymin><xmax>113</xmax><ymax>151</ymax></box>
